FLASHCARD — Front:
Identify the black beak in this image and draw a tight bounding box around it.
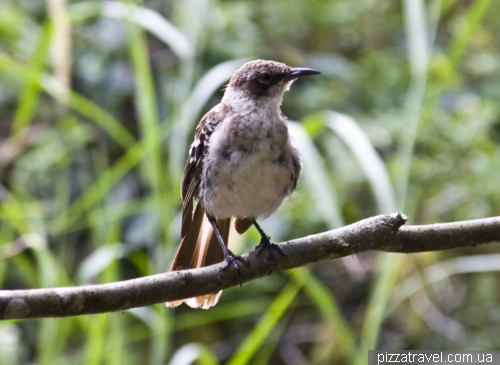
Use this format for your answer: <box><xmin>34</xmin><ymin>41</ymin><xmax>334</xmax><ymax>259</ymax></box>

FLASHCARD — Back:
<box><xmin>283</xmin><ymin>67</ymin><xmax>321</xmax><ymax>81</ymax></box>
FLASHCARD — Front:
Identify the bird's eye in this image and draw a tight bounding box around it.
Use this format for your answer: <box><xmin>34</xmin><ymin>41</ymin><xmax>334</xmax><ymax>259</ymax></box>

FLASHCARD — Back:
<box><xmin>258</xmin><ymin>72</ymin><xmax>272</xmax><ymax>84</ymax></box>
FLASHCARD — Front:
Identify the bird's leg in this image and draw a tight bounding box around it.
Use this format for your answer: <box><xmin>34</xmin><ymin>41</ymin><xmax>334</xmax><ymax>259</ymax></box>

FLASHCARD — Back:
<box><xmin>252</xmin><ymin>219</ymin><xmax>288</xmax><ymax>274</ymax></box>
<box><xmin>207</xmin><ymin>216</ymin><xmax>249</xmax><ymax>286</ymax></box>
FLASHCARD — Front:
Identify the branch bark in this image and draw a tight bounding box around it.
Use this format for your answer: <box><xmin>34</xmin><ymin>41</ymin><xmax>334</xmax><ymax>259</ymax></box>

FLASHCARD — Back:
<box><xmin>1</xmin><ymin>213</ymin><xmax>499</xmax><ymax>320</ymax></box>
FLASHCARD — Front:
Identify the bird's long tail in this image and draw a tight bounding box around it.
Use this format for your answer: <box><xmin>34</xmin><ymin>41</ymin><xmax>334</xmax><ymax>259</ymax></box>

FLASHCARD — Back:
<box><xmin>166</xmin><ymin>203</ymin><xmax>230</xmax><ymax>309</ymax></box>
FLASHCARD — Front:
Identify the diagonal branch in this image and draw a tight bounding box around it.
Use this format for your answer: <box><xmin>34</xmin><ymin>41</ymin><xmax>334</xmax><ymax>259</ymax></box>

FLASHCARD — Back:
<box><xmin>1</xmin><ymin>213</ymin><xmax>500</xmax><ymax>320</ymax></box>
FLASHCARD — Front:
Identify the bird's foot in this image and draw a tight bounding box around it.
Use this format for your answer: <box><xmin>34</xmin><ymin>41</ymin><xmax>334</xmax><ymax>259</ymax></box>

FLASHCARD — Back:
<box><xmin>255</xmin><ymin>234</ymin><xmax>288</xmax><ymax>275</ymax></box>
<box><xmin>221</xmin><ymin>249</ymin><xmax>250</xmax><ymax>287</ymax></box>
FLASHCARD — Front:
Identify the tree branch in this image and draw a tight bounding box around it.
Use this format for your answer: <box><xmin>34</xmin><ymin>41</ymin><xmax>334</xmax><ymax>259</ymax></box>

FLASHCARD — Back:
<box><xmin>1</xmin><ymin>213</ymin><xmax>499</xmax><ymax>320</ymax></box>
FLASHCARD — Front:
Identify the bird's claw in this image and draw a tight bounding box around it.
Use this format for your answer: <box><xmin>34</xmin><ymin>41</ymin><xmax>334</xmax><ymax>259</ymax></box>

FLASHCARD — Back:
<box><xmin>255</xmin><ymin>235</ymin><xmax>288</xmax><ymax>275</ymax></box>
<box><xmin>221</xmin><ymin>250</ymin><xmax>249</xmax><ymax>287</ymax></box>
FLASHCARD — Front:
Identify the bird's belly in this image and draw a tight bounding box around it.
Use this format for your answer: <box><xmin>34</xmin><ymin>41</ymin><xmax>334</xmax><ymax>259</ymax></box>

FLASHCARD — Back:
<box><xmin>201</xmin><ymin>151</ymin><xmax>295</xmax><ymax>219</ymax></box>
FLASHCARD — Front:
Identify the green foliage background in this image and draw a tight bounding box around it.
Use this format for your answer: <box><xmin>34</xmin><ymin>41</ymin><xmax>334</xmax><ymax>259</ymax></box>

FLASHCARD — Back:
<box><xmin>0</xmin><ymin>0</ymin><xmax>499</xmax><ymax>364</ymax></box>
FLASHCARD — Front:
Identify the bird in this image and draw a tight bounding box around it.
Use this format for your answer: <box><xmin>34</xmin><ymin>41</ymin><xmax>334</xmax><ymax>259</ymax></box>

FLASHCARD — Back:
<box><xmin>166</xmin><ymin>60</ymin><xmax>320</xmax><ymax>309</ymax></box>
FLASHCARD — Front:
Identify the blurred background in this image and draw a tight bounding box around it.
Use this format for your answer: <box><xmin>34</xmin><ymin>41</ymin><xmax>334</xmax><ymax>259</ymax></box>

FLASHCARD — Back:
<box><xmin>1</xmin><ymin>0</ymin><xmax>500</xmax><ymax>364</ymax></box>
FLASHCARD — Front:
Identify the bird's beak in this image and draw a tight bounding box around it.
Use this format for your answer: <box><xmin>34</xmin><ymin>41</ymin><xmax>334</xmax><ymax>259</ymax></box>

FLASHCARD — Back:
<box><xmin>283</xmin><ymin>67</ymin><xmax>321</xmax><ymax>81</ymax></box>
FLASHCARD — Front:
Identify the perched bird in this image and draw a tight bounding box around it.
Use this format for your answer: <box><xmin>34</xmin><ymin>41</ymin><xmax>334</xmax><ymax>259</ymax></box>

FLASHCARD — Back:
<box><xmin>166</xmin><ymin>60</ymin><xmax>320</xmax><ymax>309</ymax></box>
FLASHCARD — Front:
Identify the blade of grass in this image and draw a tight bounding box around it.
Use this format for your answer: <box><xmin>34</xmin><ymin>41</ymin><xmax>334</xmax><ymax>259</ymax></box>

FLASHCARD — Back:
<box><xmin>227</xmin><ymin>270</ymin><xmax>307</xmax><ymax>365</ymax></box>
<box><xmin>84</xmin><ymin>213</ymin><xmax>121</xmax><ymax>365</ymax></box>
<box><xmin>125</xmin><ymin>18</ymin><xmax>167</xmax><ymax>247</ymax></box>
<box><xmin>126</xmin><ymin>19</ymin><xmax>161</xmax><ymax>176</ymax></box>
<box><xmin>0</xmin><ymin>233</ymin><xmax>46</xmax><ymax>261</ymax></box>
<box><xmin>440</xmin><ymin>0</ymin><xmax>494</xmax><ymax>91</ymax></box>
<box><xmin>396</xmin><ymin>0</ymin><xmax>441</xmax><ymax>208</ymax></box>
<box><xmin>354</xmin><ymin>253</ymin><xmax>404</xmax><ymax>365</ymax></box>
<box><xmin>252</xmin><ymin>311</ymin><xmax>292</xmax><ymax>365</ymax></box>
<box><xmin>288</xmin><ymin>121</ymin><xmax>344</xmax><ymax>228</ymax></box>
<box><xmin>68</xmin><ymin>1</ymin><xmax>194</xmax><ymax>60</ymax></box>
<box><xmin>34</xmin><ymin>218</ymin><xmax>74</xmax><ymax>365</ymax></box>
<box><xmin>167</xmin><ymin>343</ymin><xmax>220</xmax><ymax>365</ymax></box>
<box><xmin>441</xmin><ymin>0</ymin><xmax>457</xmax><ymax>15</ymax></box>
<box><xmin>288</xmin><ymin>267</ymin><xmax>355</xmax><ymax>362</ymax></box>
<box><xmin>0</xmin><ymin>201</ymin><xmax>36</xmax><ymax>235</ymax></box>
<box><xmin>83</xmin><ymin>314</ymin><xmax>109</xmax><ymax>365</ymax></box>
<box><xmin>323</xmin><ymin>111</ymin><xmax>397</xmax><ymax>213</ymax></box>
<box><xmin>105</xmin><ymin>313</ymin><xmax>126</xmax><ymax>365</ymax></box>
<box><xmin>197</xmin><ymin>346</ymin><xmax>221</xmax><ymax>365</ymax></box>
<box><xmin>123</xmin><ymin>9</ymin><xmax>179</xmax><ymax>302</ymax></box>
<box><xmin>47</xmin><ymin>0</ymin><xmax>72</xmax><ymax>99</ymax></box>
<box><xmin>36</xmin><ymin>318</ymin><xmax>73</xmax><ymax>365</ymax></box>
<box><xmin>11</xmin><ymin>22</ymin><xmax>53</xmax><ymax>135</ymax></box>
<box><xmin>151</xmin><ymin>305</ymin><xmax>171</xmax><ymax>365</ymax></box>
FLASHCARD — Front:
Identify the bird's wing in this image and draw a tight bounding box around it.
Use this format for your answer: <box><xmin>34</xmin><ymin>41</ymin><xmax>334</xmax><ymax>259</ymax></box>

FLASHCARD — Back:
<box><xmin>180</xmin><ymin>106</ymin><xmax>225</xmax><ymax>236</ymax></box>
<box><xmin>168</xmin><ymin>106</ymin><xmax>228</xmax><ymax>309</ymax></box>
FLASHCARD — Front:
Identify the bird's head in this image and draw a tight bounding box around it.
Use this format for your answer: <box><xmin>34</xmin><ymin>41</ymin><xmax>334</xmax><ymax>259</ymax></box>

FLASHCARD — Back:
<box><xmin>223</xmin><ymin>60</ymin><xmax>320</xmax><ymax>105</ymax></box>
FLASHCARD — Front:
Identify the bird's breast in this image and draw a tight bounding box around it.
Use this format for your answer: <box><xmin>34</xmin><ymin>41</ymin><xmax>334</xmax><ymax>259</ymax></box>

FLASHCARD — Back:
<box><xmin>200</xmin><ymin>114</ymin><xmax>300</xmax><ymax>219</ymax></box>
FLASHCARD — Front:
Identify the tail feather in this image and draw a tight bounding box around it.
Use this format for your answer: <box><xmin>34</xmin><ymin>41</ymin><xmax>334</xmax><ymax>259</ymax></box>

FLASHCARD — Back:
<box><xmin>234</xmin><ymin>217</ymin><xmax>253</xmax><ymax>234</ymax></box>
<box><xmin>185</xmin><ymin>291</ymin><xmax>222</xmax><ymax>309</ymax></box>
<box><xmin>166</xmin><ymin>203</ymin><xmax>229</xmax><ymax>309</ymax></box>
